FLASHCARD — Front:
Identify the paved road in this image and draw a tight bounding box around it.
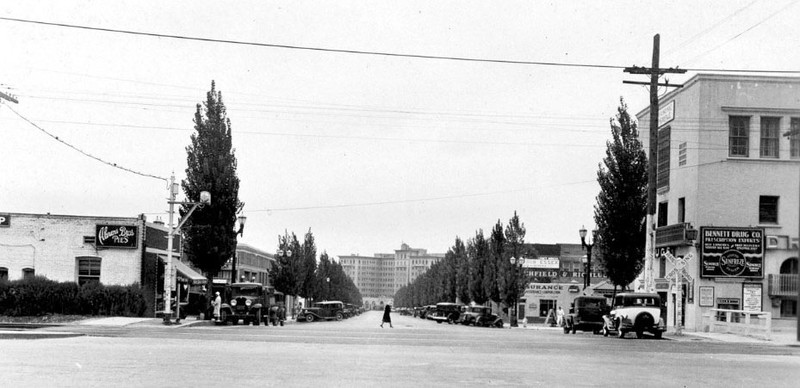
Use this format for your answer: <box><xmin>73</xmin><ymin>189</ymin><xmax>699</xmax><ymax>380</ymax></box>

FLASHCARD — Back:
<box><xmin>2</xmin><ymin>311</ymin><xmax>799</xmax><ymax>387</ymax></box>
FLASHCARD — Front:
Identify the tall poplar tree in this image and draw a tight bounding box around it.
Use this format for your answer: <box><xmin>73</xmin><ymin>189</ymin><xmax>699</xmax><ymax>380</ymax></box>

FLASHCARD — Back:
<box><xmin>451</xmin><ymin>237</ymin><xmax>471</xmax><ymax>304</ymax></box>
<box><xmin>499</xmin><ymin>212</ymin><xmax>528</xmax><ymax>310</ymax></box>
<box><xmin>594</xmin><ymin>98</ymin><xmax>648</xmax><ymax>290</ymax></box>
<box><xmin>468</xmin><ymin>230</ymin><xmax>489</xmax><ymax>305</ymax></box>
<box><xmin>486</xmin><ymin>220</ymin><xmax>504</xmax><ymax>304</ymax></box>
<box><xmin>181</xmin><ymin>81</ymin><xmax>243</xmax><ymax>291</ymax></box>
<box><xmin>299</xmin><ymin>229</ymin><xmax>318</xmax><ymax>300</ymax></box>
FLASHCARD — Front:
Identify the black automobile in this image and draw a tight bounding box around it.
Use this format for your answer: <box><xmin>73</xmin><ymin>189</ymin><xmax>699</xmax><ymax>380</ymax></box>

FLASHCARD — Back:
<box><xmin>297</xmin><ymin>301</ymin><xmax>345</xmax><ymax>322</ymax></box>
<box><xmin>563</xmin><ymin>296</ymin><xmax>609</xmax><ymax>334</ymax></box>
<box><xmin>429</xmin><ymin>302</ymin><xmax>464</xmax><ymax>324</ymax></box>
<box><xmin>459</xmin><ymin>305</ymin><xmax>504</xmax><ymax>328</ymax></box>
<box><xmin>218</xmin><ymin>282</ymin><xmax>273</xmax><ymax>326</ymax></box>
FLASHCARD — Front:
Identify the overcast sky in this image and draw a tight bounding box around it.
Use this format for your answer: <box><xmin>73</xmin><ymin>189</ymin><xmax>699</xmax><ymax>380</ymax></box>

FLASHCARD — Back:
<box><xmin>2</xmin><ymin>1</ymin><xmax>798</xmax><ymax>258</ymax></box>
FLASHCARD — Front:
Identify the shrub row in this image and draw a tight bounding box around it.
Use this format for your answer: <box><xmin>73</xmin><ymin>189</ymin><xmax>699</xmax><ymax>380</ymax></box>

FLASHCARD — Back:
<box><xmin>0</xmin><ymin>276</ymin><xmax>147</xmax><ymax>317</ymax></box>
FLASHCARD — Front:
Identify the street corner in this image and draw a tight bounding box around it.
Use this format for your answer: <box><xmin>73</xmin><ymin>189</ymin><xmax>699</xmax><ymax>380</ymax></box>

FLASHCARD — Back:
<box><xmin>0</xmin><ymin>330</ymin><xmax>85</xmax><ymax>340</ymax></box>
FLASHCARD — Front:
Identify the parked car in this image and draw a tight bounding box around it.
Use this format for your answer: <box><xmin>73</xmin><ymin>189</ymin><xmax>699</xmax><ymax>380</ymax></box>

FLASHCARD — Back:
<box><xmin>563</xmin><ymin>296</ymin><xmax>609</xmax><ymax>334</ymax></box>
<box><xmin>217</xmin><ymin>282</ymin><xmax>274</xmax><ymax>326</ymax></box>
<box><xmin>602</xmin><ymin>293</ymin><xmax>666</xmax><ymax>339</ymax></box>
<box><xmin>420</xmin><ymin>305</ymin><xmax>436</xmax><ymax>319</ymax></box>
<box><xmin>429</xmin><ymin>302</ymin><xmax>464</xmax><ymax>324</ymax></box>
<box><xmin>297</xmin><ymin>301</ymin><xmax>345</xmax><ymax>322</ymax></box>
<box><xmin>459</xmin><ymin>305</ymin><xmax>504</xmax><ymax>328</ymax></box>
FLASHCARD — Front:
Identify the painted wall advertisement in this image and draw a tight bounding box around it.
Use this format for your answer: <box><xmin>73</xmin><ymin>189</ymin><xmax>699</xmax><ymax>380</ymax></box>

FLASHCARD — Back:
<box><xmin>96</xmin><ymin>224</ymin><xmax>138</xmax><ymax>248</ymax></box>
<box><xmin>742</xmin><ymin>283</ymin><xmax>762</xmax><ymax>312</ymax></box>
<box><xmin>700</xmin><ymin>227</ymin><xmax>764</xmax><ymax>278</ymax></box>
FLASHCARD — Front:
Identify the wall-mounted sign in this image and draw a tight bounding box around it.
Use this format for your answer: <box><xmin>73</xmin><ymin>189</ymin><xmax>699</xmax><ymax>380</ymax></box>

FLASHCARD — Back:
<box><xmin>523</xmin><ymin>257</ymin><xmax>560</xmax><ymax>269</ymax></box>
<box><xmin>0</xmin><ymin>213</ymin><xmax>9</xmax><ymax>227</ymax></box>
<box><xmin>96</xmin><ymin>224</ymin><xmax>138</xmax><ymax>248</ymax></box>
<box><xmin>742</xmin><ymin>283</ymin><xmax>762</xmax><ymax>312</ymax></box>
<box><xmin>699</xmin><ymin>286</ymin><xmax>714</xmax><ymax>307</ymax></box>
<box><xmin>700</xmin><ymin>227</ymin><xmax>764</xmax><ymax>278</ymax></box>
<box><xmin>659</xmin><ymin>100</ymin><xmax>675</xmax><ymax>126</ymax></box>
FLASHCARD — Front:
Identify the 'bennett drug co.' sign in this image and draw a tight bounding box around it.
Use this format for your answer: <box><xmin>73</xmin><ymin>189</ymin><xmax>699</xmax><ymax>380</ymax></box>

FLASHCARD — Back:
<box><xmin>96</xmin><ymin>224</ymin><xmax>138</xmax><ymax>248</ymax></box>
<box><xmin>700</xmin><ymin>227</ymin><xmax>764</xmax><ymax>278</ymax></box>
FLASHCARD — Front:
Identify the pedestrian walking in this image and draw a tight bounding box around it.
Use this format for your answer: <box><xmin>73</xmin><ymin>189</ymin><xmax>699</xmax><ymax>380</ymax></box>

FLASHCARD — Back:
<box><xmin>557</xmin><ymin>306</ymin><xmax>565</xmax><ymax>327</ymax></box>
<box><xmin>380</xmin><ymin>304</ymin><xmax>393</xmax><ymax>328</ymax></box>
<box><xmin>212</xmin><ymin>292</ymin><xmax>222</xmax><ymax>323</ymax></box>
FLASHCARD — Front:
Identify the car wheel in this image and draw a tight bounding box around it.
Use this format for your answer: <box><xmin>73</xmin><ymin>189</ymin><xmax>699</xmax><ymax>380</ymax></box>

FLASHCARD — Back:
<box><xmin>335</xmin><ymin>312</ymin><xmax>343</xmax><ymax>321</ymax></box>
<box><xmin>636</xmin><ymin>330</ymin><xmax>644</xmax><ymax>339</ymax></box>
<box><xmin>494</xmin><ymin>320</ymin><xmax>504</xmax><ymax>328</ymax></box>
<box><xmin>447</xmin><ymin>317</ymin><xmax>454</xmax><ymax>325</ymax></box>
<box><xmin>219</xmin><ymin>310</ymin><xmax>228</xmax><ymax>326</ymax></box>
<box><xmin>254</xmin><ymin>311</ymin><xmax>262</xmax><ymax>326</ymax></box>
<box><xmin>305</xmin><ymin>314</ymin><xmax>314</xmax><ymax>323</ymax></box>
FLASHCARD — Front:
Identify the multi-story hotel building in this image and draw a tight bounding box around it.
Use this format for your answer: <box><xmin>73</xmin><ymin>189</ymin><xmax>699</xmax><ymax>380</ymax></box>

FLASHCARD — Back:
<box><xmin>637</xmin><ymin>74</ymin><xmax>799</xmax><ymax>332</ymax></box>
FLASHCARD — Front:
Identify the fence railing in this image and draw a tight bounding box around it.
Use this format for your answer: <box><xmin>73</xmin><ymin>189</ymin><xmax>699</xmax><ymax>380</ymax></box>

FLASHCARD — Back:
<box><xmin>702</xmin><ymin>309</ymin><xmax>772</xmax><ymax>340</ymax></box>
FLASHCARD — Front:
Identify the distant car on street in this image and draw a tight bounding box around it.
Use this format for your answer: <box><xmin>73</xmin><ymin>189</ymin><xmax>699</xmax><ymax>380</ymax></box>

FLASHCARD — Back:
<box><xmin>459</xmin><ymin>305</ymin><xmax>504</xmax><ymax>328</ymax></box>
<box><xmin>296</xmin><ymin>301</ymin><xmax>345</xmax><ymax>322</ymax></box>
<box><xmin>429</xmin><ymin>302</ymin><xmax>464</xmax><ymax>324</ymax></box>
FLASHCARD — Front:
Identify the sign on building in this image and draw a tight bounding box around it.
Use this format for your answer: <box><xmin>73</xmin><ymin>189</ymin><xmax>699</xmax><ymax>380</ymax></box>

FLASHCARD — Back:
<box><xmin>523</xmin><ymin>257</ymin><xmax>560</xmax><ymax>269</ymax></box>
<box><xmin>0</xmin><ymin>213</ymin><xmax>9</xmax><ymax>227</ymax></box>
<box><xmin>742</xmin><ymin>283</ymin><xmax>762</xmax><ymax>312</ymax></box>
<box><xmin>96</xmin><ymin>224</ymin><xmax>138</xmax><ymax>248</ymax></box>
<box><xmin>700</xmin><ymin>227</ymin><xmax>764</xmax><ymax>278</ymax></box>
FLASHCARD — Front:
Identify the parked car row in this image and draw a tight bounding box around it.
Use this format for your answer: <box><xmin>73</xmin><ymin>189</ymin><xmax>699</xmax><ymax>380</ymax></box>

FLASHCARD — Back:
<box><xmin>564</xmin><ymin>293</ymin><xmax>666</xmax><ymax>339</ymax></box>
<box><xmin>296</xmin><ymin>301</ymin><xmax>363</xmax><ymax>322</ymax></box>
<box><xmin>407</xmin><ymin>302</ymin><xmax>504</xmax><ymax>328</ymax></box>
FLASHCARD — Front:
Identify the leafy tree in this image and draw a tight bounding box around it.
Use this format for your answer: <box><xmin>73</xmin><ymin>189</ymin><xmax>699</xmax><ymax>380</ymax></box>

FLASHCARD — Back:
<box><xmin>499</xmin><ymin>212</ymin><xmax>529</xmax><ymax>310</ymax></box>
<box><xmin>298</xmin><ymin>229</ymin><xmax>318</xmax><ymax>300</ymax></box>
<box><xmin>485</xmin><ymin>220</ymin><xmax>504</xmax><ymax>303</ymax></box>
<box><xmin>594</xmin><ymin>98</ymin><xmax>648</xmax><ymax>290</ymax></box>
<box><xmin>273</xmin><ymin>232</ymin><xmax>301</xmax><ymax>295</ymax></box>
<box><xmin>451</xmin><ymin>237</ymin><xmax>471</xmax><ymax>304</ymax></box>
<box><xmin>181</xmin><ymin>81</ymin><xmax>243</xmax><ymax>295</ymax></box>
<box><xmin>468</xmin><ymin>230</ymin><xmax>489</xmax><ymax>305</ymax></box>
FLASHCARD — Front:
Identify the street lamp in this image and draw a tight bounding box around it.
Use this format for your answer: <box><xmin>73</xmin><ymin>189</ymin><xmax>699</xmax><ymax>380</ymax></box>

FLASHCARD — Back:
<box><xmin>509</xmin><ymin>256</ymin><xmax>525</xmax><ymax>327</ymax></box>
<box><xmin>163</xmin><ymin>173</ymin><xmax>210</xmax><ymax>325</ymax></box>
<box><xmin>229</xmin><ymin>214</ymin><xmax>247</xmax><ymax>284</ymax></box>
<box><xmin>579</xmin><ymin>226</ymin><xmax>598</xmax><ymax>291</ymax></box>
<box><xmin>275</xmin><ymin>246</ymin><xmax>292</xmax><ymax>315</ymax></box>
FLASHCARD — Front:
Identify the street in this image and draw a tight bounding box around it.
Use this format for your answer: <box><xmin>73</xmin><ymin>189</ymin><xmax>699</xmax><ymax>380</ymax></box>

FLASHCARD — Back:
<box><xmin>2</xmin><ymin>311</ymin><xmax>799</xmax><ymax>387</ymax></box>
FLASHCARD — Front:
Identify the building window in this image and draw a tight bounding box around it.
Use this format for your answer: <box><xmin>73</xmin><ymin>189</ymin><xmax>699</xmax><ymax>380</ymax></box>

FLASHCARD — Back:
<box><xmin>0</xmin><ymin>267</ymin><xmax>8</xmax><ymax>282</ymax></box>
<box><xmin>678</xmin><ymin>142</ymin><xmax>687</xmax><ymax>166</ymax></box>
<box><xmin>760</xmin><ymin>117</ymin><xmax>780</xmax><ymax>158</ymax></box>
<box><xmin>729</xmin><ymin>116</ymin><xmax>749</xmax><ymax>157</ymax></box>
<box><xmin>657</xmin><ymin>126</ymin><xmax>670</xmax><ymax>190</ymax></box>
<box><xmin>759</xmin><ymin>196</ymin><xmax>779</xmax><ymax>224</ymax></box>
<box><xmin>77</xmin><ymin>257</ymin><xmax>101</xmax><ymax>285</ymax></box>
<box><xmin>677</xmin><ymin>197</ymin><xmax>685</xmax><ymax>223</ymax></box>
<box><xmin>791</xmin><ymin>118</ymin><xmax>800</xmax><ymax>159</ymax></box>
<box><xmin>657</xmin><ymin>201</ymin><xmax>668</xmax><ymax>227</ymax></box>
<box><xmin>22</xmin><ymin>268</ymin><xmax>35</xmax><ymax>279</ymax></box>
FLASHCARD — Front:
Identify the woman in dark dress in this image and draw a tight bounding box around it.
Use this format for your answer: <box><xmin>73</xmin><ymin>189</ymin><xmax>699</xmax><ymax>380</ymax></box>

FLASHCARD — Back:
<box><xmin>381</xmin><ymin>304</ymin><xmax>393</xmax><ymax>328</ymax></box>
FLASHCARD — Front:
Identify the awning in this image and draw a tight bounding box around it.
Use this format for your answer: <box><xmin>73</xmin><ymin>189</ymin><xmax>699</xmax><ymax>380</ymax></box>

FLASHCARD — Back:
<box><xmin>159</xmin><ymin>255</ymin><xmax>208</xmax><ymax>286</ymax></box>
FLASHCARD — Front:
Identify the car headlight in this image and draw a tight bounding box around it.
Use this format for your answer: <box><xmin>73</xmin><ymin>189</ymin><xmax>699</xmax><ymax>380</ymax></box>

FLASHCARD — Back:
<box><xmin>245</xmin><ymin>299</ymin><xmax>252</xmax><ymax>306</ymax></box>
<box><xmin>231</xmin><ymin>299</ymin><xmax>237</xmax><ymax>306</ymax></box>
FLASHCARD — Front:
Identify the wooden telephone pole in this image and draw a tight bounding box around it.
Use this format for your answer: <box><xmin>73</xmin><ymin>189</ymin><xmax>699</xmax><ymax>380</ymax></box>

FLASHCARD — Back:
<box><xmin>623</xmin><ymin>34</ymin><xmax>686</xmax><ymax>294</ymax></box>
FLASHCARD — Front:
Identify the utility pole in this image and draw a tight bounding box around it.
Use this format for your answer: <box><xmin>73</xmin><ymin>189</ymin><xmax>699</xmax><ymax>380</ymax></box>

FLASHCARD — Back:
<box><xmin>623</xmin><ymin>34</ymin><xmax>686</xmax><ymax>293</ymax></box>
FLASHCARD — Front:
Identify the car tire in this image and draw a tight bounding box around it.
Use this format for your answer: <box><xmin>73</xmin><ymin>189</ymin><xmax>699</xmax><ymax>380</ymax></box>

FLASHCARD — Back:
<box><xmin>219</xmin><ymin>310</ymin><xmax>229</xmax><ymax>326</ymax></box>
<box><xmin>305</xmin><ymin>314</ymin><xmax>314</xmax><ymax>323</ymax></box>
<box><xmin>335</xmin><ymin>312</ymin><xmax>343</xmax><ymax>321</ymax></box>
<box><xmin>254</xmin><ymin>311</ymin><xmax>262</xmax><ymax>326</ymax></box>
<box><xmin>636</xmin><ymin>330</ymin><xmax>644</xmax><ymax>339</ymax></box>
<box><xmin>494</xmin><ymin>320</ymin><xmax>504</xmax><ymax>328</ymax></box>
<box><xmin>653</xmin><ymin>331</ymin><xmax>663</xmax><ymax>339</ymax></box>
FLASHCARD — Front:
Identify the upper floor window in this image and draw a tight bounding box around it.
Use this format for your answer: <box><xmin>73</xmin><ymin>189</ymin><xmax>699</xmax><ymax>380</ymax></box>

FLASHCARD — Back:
<box><xmin>791</xmin><ymin>118</ymin><xmax>800</xmax><ymax>159</ymax></box>
<box><xmin>678</xmin><ymin>142</ymin><xmax>687</xmax><ymax>166</ymax></box>
<box><xmin>759</xmin><ymin>196</ymin><xmax>779</xmax><ymax>224</ymax></box>
<box><xmin>760</xmin><ymin>117</ymin><xmax>780</xmax><ymax>158</ymax></box>
<box><xmin>77</xmin><ymin>257</ymin><xmax>101</xmax><ymax>285</ymax></box>
<box><xmin>657</xmin><ymin>201</ymin><xmax>668</xmax><ymax>227</ymax></box>
<box><xmin>729</xmin><ymin>116</ymin><xmax>750</xmax><ymax>157</ymax></box>
<box><xmin>677</xmin><ymin>197</ymin><xmax>686</xmax><ymax>223</ymax></box>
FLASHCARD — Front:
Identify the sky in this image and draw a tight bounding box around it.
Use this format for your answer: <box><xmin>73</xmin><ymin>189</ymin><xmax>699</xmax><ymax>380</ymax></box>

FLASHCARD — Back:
<box><xmin>2</xmin><ymin>1</ymin><xmax>799</xmax><ymax>259</ymax></box>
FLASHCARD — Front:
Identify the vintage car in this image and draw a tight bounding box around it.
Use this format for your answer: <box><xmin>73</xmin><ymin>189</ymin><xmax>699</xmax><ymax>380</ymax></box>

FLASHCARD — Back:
<box><xmin>217</xmin><ymin>282</ymin><xmax>274</xmax><ymax>326</ymax></box>
<box><xmin>602</xmin><ymin>293</ymin><xmax>666</xmax><ymax>339</ymax></box>
<box><xmin>563</xmin><ymin>296</ymin><xmax>609</xmax><ymax>334</ymax></box>
<box><xmin>296</xmin><ymin>301</ymin><xmax>345</xmax><ymax>322</ymax></box>
<box><xmin>459</xmin><ymin>305</ymin><xmax>504</xmax><ymax>328</ymax></box>
<box><xmin>429</xmin><ymin>302</ymin><xmax>464</xmax><ymax>324</ymax></box>
<box><xmin>420</xmin><ymin>305</ymin><xmax>437</xmax><ymax>319</ymax></box>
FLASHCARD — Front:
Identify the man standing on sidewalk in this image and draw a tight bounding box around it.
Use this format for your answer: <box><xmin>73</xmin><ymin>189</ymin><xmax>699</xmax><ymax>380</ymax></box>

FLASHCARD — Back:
<box><xmin>212</xmin><ymin>292</ymin><xmax>222</xmax><ymax>323</ymax></box>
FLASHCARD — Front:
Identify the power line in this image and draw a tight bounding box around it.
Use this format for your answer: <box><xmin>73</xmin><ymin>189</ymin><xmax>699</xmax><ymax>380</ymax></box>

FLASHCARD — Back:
<box><xmin>2</xmin><ymin>105</ymin><xmax>167</xmax><ymax>182</ymax></box>
<box><xmin>3</xmin><ymin>16</ymin><xmax>799</xmax><ymax>74</ymax></box>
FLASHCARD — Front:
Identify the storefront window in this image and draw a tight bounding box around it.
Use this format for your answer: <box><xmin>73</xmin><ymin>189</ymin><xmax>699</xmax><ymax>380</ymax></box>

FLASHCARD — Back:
<box><xmin>539</xmin><ymin>299</ymin><xmax>556</xmax><ymax>317</ymax></box>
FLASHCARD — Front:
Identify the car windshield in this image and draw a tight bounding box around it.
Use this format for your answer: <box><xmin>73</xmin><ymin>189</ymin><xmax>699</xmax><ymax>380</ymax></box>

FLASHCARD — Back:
<box><xmin>231</xmin><ymin>286</ymin><xmax>261</xmax><ymax>296</ymax></box>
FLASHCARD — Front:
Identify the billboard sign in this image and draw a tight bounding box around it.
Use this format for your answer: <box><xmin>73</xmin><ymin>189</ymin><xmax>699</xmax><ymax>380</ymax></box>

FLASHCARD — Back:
<box><xmin>96</xmin><ymin>224</ymin><xmax>138</xmax><ymax>249</ymax></box>
<box><xmin>700</xmin><ymin>227</ymin><xmax>764</xmax><ymax>278</ymax></box>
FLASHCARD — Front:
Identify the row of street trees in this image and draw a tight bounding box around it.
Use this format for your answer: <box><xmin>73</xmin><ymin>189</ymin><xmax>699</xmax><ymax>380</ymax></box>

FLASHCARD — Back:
<box><xmin>272</xmin><ymin>230</ymin><xmax>362</xmax><ymax>306</ymax></box>
<box><xmin>178</xmin><ymin>81</ymin><xmax>360</xmax><ymax>307</ymax></box>
<box><xmin>394</xmin><ymin>212</ymin><xmax>533</xmax><ymax>311</ymax></box>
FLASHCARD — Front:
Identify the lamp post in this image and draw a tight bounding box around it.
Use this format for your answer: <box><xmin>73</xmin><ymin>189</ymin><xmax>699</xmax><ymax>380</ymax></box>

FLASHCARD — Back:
<box><xmin>509</xmin><ymin>256</ymin><xmax>524</xmax><ymax>327</ymax></box>
<box><xmin>276</xmin><ymin>246</ymin><xmax>292</xmax><ymax>312</ymax></box>
<box><xmin>163</xmin><ymin>173</ymin><xmax>210</xmax><ymax>325</ymax></box>
<box><xmin>229</xmin><ymin>214</ymin><xmax>247</xmax><ymax>284</ymax></box>
<box><xmin>579</xmin><ymin>226</ymin><xmax>597</xmax><ymax>291</ymax></box>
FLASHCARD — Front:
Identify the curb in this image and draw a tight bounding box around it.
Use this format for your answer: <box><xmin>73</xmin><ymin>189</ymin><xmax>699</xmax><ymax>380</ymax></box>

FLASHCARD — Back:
<box><xmin>0</xmin><ymin>331</ymin><xmax>85</xmax><ymax>340</ymax></box>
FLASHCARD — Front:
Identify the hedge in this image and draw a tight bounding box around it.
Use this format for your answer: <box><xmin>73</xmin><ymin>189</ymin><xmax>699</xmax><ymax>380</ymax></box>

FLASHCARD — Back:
<box><xmin>0</xmin><ymin>276</ymin><xmax>147</xmax><ymax>317</ymax></box>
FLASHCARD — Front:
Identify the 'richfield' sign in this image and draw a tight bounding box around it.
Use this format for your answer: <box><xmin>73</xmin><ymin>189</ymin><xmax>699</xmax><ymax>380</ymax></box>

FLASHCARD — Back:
<box><xmin>700</xmin><ymin>226</ymin><xmax>764</xmax><ymax>278</ymax></box>
<box><xmin>96</xmin><ymin>224</ymin><xmax>138</xmax><ymax>248</ymax></box>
